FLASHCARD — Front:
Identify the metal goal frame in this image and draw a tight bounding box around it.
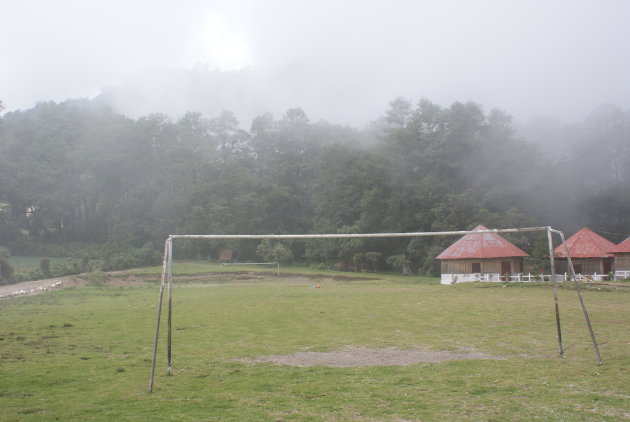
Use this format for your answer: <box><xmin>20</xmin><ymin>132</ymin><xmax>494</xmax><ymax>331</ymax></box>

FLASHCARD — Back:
<box><xmin>149</xmin><ymin>226</ymin><xmax>602</xmax><ymax>392</ymax></box>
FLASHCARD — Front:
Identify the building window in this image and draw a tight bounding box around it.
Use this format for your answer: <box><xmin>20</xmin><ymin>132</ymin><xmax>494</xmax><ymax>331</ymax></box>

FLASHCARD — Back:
<box><xmin>472</xmin><ymin>262</ymin><xmax>481</xmax><ymax>273</ymax></box>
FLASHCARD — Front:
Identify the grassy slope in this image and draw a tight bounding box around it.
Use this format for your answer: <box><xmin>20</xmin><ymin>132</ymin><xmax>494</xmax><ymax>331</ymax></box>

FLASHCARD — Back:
<box><xmin>0</xmin><ymin>273</ymin><xmax>628</xmax><ymax>421</ymax></box>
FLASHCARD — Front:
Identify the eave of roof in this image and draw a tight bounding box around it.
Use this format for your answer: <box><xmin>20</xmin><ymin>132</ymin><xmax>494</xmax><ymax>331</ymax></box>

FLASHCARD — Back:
<box><xmin>609</xmin><ymin>236</ymin><xmax>630</xmax><ymax>254</ymax></box>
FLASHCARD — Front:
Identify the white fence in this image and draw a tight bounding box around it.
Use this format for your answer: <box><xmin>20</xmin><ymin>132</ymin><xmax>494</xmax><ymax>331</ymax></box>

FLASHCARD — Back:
<box><xmin>441</xmin><ymin>272</ymin><xmax>615</xmax><ymax>285</ymax></box>
<box><xmin>615</xmin><ymin>270</ymin><xmax>630</xmax><ymax>280</ymax></box>
<box><xmin>441</xmin><ymin>273</ymin><xmax>501</xmax><ymax>284</ymax></box>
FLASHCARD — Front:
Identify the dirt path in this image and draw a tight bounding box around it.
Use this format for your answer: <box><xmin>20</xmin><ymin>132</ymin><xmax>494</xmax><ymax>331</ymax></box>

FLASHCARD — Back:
<box><xmin>0</xmin><ymin>276</ymin><xmax>84</xmax><ymax>298</ymax></box>
<box><xmin>0</xmin><ymin>271</ymin><xmax>157</xmax><ymax>299</ymax></box>
<box><xmin>237</xmin><ymin>345</ymin><xmax>505</xmax><ymax>367</ymax></box>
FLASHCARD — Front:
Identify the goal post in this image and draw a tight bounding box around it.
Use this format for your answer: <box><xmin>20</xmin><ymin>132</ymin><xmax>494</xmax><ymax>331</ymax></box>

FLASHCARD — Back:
<box><xmin>149</xmin><ymin>226</ymin><xmax>602</xmax><ymax>392</ymax></box>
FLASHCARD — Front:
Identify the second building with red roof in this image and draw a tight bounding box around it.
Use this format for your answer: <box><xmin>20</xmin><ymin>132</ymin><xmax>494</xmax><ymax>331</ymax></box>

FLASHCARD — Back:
<box><xmin>553</xmin><ymin>227</ymin><xmax>615</xmax><ymax>278</ymax></box>
<box><xmin>609</xmin><ymin>236</ymin><xmax>630</xmax><ymax>280</ymax></box>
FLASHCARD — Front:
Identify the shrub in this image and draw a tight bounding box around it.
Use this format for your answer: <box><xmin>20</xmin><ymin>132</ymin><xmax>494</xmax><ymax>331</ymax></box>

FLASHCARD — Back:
<box><xmin>81</xmin><ymin>254</ymin><xmax>90</xmax><ymax>272</ymax></box>
<box><xmin>100</xmin><ymin>243</ymin><xmax>162</xmax><ymax>271</ymax></box>
<box><xmin>0</xmin><ymin>246</ymin><xmax>15</xmax><ymax>285</ymax></box>
<box><xmin>40</xmin><ymin>258</ymin><xmax>52</xmax><ymax>277</ymax></box>
<box><xmin>133</xmin><ymin>243</ymin><xmax>162</xmax><ymax>266</ymax></box>
<box><xmin>363</xmin><ymin>252</ymin><xmax>383</xmax><ymax>272</ymax></box>
<box><xmin>352</xmin><ymin>253</ymin><xmax>363</xmax><ymax>272</ymax></box>
<box><xmin>386</xmin><ymin>254</ymin><xmax>411</xmax><ymax>275</ymax></box>
<box><xmin>84</xmin><ymin>271</ymin><xmax>109</xmax><ymax>286</ymax></box>
<box><xmin>256</xmin><ymin>240</ymin><xmax>293</xmax><ymax>264</ymax></box>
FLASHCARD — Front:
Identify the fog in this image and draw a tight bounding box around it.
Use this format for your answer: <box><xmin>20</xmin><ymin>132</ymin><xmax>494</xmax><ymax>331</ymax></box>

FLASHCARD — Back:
<box><xmin>2</xmin><ymin>0</ymin><xmax>629</xmax><ymax>127</ymax></box>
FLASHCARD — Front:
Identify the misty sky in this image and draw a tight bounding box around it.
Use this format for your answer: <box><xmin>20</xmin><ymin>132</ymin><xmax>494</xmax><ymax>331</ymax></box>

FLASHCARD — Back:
<box><xmin>2</xmin><ymin>0</ymin><xmax>629</xmax><ymax>127</ymax></box>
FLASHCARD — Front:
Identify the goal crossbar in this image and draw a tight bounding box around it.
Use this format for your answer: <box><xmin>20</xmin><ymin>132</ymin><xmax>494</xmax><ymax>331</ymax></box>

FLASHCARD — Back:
<box><xmin>149</xmin><ymin>226</ymin><xmax>602</xmax><ymax>392</ymax></box>
<box><xmin>168</xmin><ymin>226</ymin><xmax>548</xmax><ymax>240</ymax></box>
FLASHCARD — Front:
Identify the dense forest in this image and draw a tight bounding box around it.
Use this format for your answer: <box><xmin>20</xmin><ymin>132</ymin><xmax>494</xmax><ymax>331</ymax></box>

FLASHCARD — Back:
<box><xmin>0</xmin><ymin>98</ymin><xmax>629</xmax><ymax>279</ymax></box>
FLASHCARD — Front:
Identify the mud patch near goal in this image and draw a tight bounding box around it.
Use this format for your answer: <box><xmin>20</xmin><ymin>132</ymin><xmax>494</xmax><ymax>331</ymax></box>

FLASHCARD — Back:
<box><xmin>237</xmin><ymin>345</ymin><xmax>504</xmax><ymax>367</ymax></box>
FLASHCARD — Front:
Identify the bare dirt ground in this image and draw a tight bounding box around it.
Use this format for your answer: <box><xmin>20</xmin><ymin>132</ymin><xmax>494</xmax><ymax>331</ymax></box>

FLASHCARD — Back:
<box><xmin>0</xmin><ymin>272</ymin><xmax>152</xmax><ymax>298</ymax></box>
<box><xmin>0</xmin><ymin>270</ymin><xmax>316</xmax><ymax>299</ymax></box>
<box><xmin>237</xmin><ymin>345</ymin><xmax>504</xmax><ymax>367</ymax></box>
<box><xmin>0</xmin><ymin>276</ymin><xmax>82</xmax><ymax>298</ymax></box>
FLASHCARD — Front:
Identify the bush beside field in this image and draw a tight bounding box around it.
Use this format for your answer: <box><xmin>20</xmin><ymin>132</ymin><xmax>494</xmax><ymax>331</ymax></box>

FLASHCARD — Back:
<box><xmin>1</xmin><ymin>242</ymin><xmax>163</xmax><ymax>284</ymax></box>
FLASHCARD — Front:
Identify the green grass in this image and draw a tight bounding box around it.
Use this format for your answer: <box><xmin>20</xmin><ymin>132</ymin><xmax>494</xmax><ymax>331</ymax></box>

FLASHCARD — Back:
<box><xmin>0</xmin><ymin>272</ymin><xmax>628</xmax><ymax>421</ymax></box>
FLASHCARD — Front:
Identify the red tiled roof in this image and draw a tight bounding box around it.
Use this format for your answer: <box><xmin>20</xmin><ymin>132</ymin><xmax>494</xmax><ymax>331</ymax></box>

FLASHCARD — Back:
<box><xmin>609</xmin><ymin>236</ymin><xmax>630</xmax><ymax>254</ymax></box>
<box><xmin>435</xmin><ymin>224</ymin><xmax>529</xmax><ymax>260</ymax></box>
<box><xmin>554</xmin><ymin>228</ymin><xmax>615</xmax><ymax>258</ymax></box>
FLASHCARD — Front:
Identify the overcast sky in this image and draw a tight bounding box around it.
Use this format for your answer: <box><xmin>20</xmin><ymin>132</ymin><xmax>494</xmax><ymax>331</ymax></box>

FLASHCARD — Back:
<box><xmin>2</xmin><ymin>0</ymin><xmax>629</xmax><ymax>127</ymax></box>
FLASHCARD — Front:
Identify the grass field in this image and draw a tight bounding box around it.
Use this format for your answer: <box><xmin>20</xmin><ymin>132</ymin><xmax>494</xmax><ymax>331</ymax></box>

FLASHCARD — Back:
<box><xmin>0</xmin><ymin>266</ymin><xmax>628</xmax><ymax>421</ymax></box>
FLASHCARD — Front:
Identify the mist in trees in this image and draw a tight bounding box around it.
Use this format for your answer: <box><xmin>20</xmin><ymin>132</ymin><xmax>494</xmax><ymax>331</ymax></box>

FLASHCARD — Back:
<box><xmin>1</xmin><ymin>97</ymin><xmax>628</xmax><ymax>274</ymax></box>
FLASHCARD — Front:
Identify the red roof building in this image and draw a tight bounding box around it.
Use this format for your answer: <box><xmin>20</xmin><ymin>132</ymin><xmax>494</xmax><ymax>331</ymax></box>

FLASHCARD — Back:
<box><xmin>609</xmin><ymin>237</ymin><xmax>630</xmax><ymax>280</ymax></box>
<box><xmin>436</xmin><ymin>225</ymin><xmax>529</xmax><ymax>284</ymax></box>
<box><xmin>554</xmin><ymin>227</ymin><xmax>615</xmax><ymax>259</ymax></box>
<box><xmin>436</xmin><ymin>224</ymin><xmax>529</xmax><ymax>260</ymax></box>
<box><xmin>553</xmin><ymin>228</ymin><xmax>615</xmax><ymax>276</ymax></box>
<box><xmin>609</xmin><ymin>237</ymin><xmax>630</xmax><ymax>254</ymax></box>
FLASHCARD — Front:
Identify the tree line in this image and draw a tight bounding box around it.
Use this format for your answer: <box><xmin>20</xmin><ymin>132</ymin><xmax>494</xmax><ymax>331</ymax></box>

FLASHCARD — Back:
<box><xmin>0</xmin><ymin>98</ymin><xmax>628</xmax><ymax>280</ymax></box>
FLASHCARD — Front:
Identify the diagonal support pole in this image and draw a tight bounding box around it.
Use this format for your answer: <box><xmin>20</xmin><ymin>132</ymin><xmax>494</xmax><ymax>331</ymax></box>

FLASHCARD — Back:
<box><xmin>553</xmin><ymin>229</ymin><xmax>603</xmax><ymax>365</ymax></box>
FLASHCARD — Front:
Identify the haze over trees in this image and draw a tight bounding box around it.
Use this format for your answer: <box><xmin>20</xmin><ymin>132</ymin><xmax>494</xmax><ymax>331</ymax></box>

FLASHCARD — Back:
<box><xmin>0</xmin><ymin>97</ymin><xmax>628</xmax><ymax>276</ymax></box>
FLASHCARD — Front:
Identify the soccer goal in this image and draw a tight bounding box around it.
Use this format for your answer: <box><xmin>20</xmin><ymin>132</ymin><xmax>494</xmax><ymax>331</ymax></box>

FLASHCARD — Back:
<box><xmin>149</xmin><ymin>227</ymin><xmax>602</xmax><ymax>392</ymax></box>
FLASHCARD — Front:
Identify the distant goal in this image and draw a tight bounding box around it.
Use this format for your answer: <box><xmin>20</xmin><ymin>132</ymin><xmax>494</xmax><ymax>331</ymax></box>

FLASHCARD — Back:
<box><xmin>219</xmin><ymin>261</ymin><xmax>280</xmax><ymax>276</ymax></box>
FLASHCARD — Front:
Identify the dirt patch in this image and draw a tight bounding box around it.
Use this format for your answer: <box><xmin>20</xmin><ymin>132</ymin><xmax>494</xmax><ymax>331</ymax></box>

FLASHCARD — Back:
<box><xmin>161</xmin><ymin>272</ymin><xmax>374</xmax><ymax>285</ymax></box>
<box><xmin>0</xmin><ymin>272</ymin><xmax>151</xmax><ymax>299</ymax></box>
<box><xmin>280</xmin><ymin>272</ymin><xmax>377</xmax><ymax>282</ymax></box>
<box><xmin>237</xmin><ymin>345</ymin><xmax>504</xmax><ymax>367</ymax></box>
<box><xmin>96</xmin><ymin>273</ymin><xmax>152</xmax><ymax>287</ymax></box>
<box><xmin>0</xmin><ymin>269</ymin><xmax>398</xmax><ymax>298</ymax></box>
<box><xmin>204</xmin><ymin>271</ymin><xmax>376</xmax><ymax>282</ymax></box>
<box><xmin>0</xmin><ymin>270</ymin><xmax>352</xmax><ymax>298</ymax></box>
<box><xmin>0</xmin><ymin>276</ymin><xmax>82</xmax><ymax>298</ymax></box>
